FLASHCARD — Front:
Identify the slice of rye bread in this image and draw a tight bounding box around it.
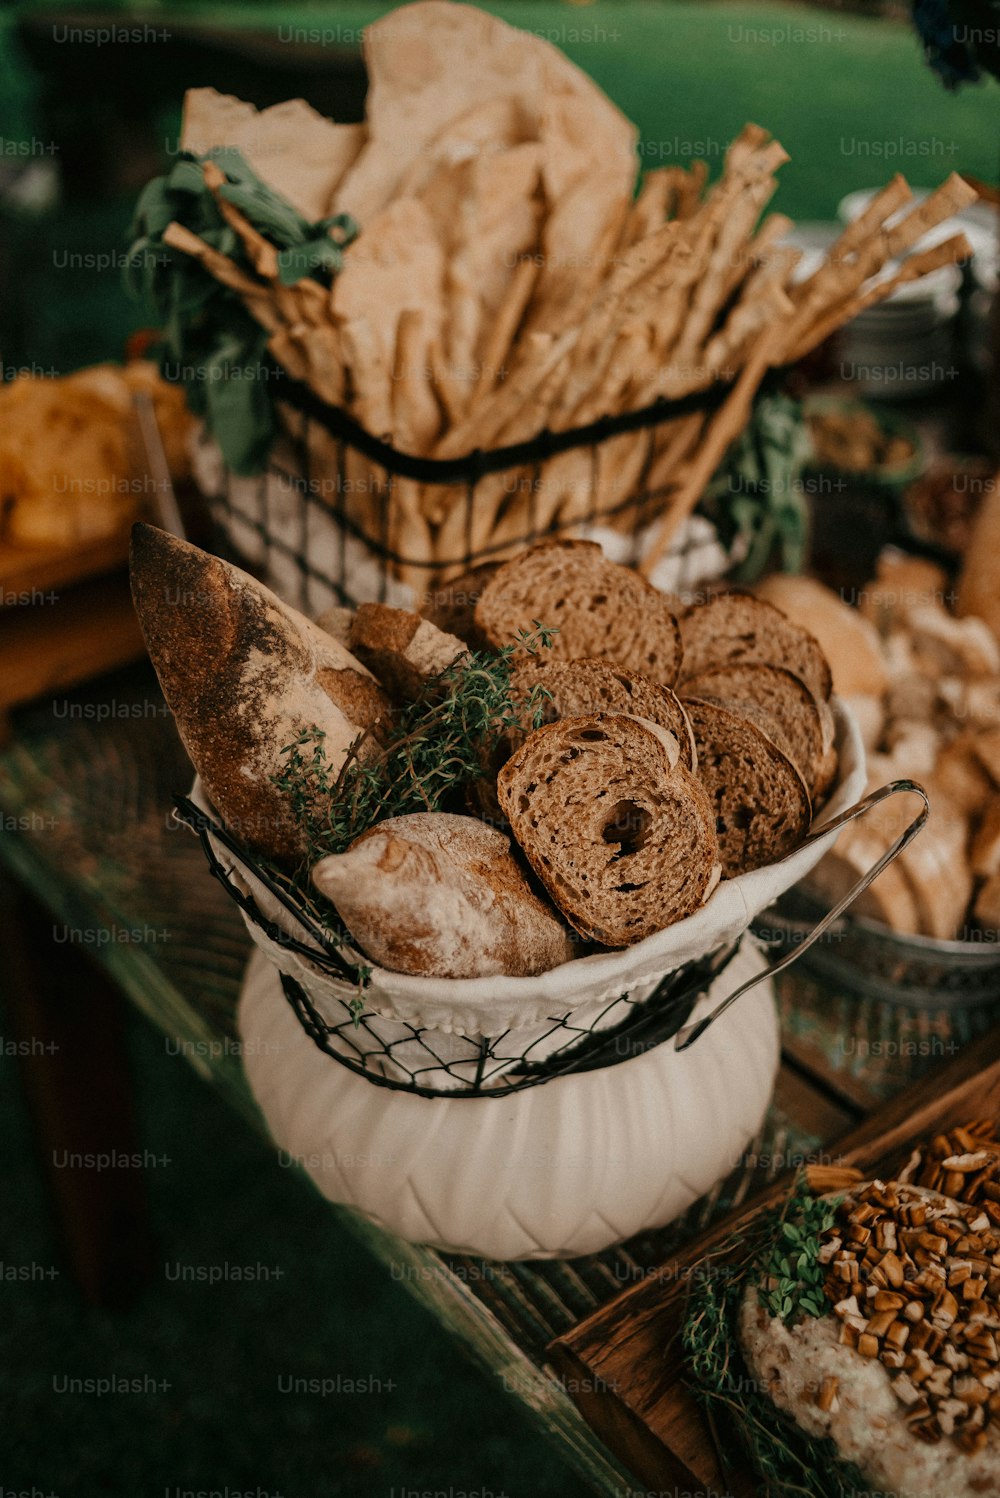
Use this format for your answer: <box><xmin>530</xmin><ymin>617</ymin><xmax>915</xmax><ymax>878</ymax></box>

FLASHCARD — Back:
<box><xmin>348</xmin><ymin>603</ymin><xmax>468</xmax><ymax>703</ymax></box>
<box><xmin>475</xmin><ymin>539</ymin><xmax>684</xmax><ymax>686</ymax></box>
<box><xmin>684</xmin><ymin>696</ymin><xmax>812</xmax><ymax>877</ymax></box>
<box><xmin>497</xmin><ymin>713</ymin><xmax>721</xmax><ymax>947</ymax></box>
<box><xmin>420</xmin><ymin>562</ymin><xmax>499</xmax><ymax>649</ymax></box>
<box><xmin>511</xmin><ymin>657</ymin><xmax>697</xmax><ymax>769</ymax></box>
<box><xmin>312</xmin><ymin>812</ymin><xmax>576</xmax><ymax>979</ymax></box>
<box><xmin>682</xmin><ymin>661</ymin><xmax>834</xmax><ymax>800</ymax></box>
<box><xmin>679</xmin><ymin>591</ymin><xmax>833</xmax><ymax>702</ymax></box>
<box><xmin>129</xmin><ymin>523</ymin><xmax>391</xmax><ymax>864</ymax></box>
<box><xmin>468</xmin><ymin>657</ymin><xmax>697</xmax><ymax>828</ymax></box>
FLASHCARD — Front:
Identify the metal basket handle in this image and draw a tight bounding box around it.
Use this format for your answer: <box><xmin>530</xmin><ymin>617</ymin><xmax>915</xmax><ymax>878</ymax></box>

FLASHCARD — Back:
<box><xmin>673</xmin><ymin>778</ymin><xmax>929</xmax><ymax>1051</ymax></box>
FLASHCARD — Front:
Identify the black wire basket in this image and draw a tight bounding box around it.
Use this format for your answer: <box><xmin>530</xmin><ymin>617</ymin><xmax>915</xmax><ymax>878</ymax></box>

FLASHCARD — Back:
<box><xmin>191</xmin><ymin>373</ymin><xmax>739</xmax><ymax>614</ymax></box>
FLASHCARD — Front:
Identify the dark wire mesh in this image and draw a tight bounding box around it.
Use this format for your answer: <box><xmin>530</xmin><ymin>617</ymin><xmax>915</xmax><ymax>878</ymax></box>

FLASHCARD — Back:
<box><xmin>174</xmin><ymin>794</ymin><xmax>743</xmax><ymax>1099</ymax></box>
<box><xmin>201</xmin><ymin>373</ymin><xmax>742</xmax><ymax>613</ymax></box>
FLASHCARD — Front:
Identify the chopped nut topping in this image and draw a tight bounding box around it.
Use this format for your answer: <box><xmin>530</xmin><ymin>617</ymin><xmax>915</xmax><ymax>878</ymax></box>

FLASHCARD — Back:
<box><xmin>814</xmin><ymin>1121</ymin><xmax>1000</xmax><ymax>1452</ymax></box>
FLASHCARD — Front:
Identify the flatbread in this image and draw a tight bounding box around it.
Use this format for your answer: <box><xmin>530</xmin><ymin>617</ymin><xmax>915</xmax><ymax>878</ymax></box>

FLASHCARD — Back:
<box><xmin>180</xmin><ymin>87</ymin><xmax>364</xmax><ymax>221</ymax></box>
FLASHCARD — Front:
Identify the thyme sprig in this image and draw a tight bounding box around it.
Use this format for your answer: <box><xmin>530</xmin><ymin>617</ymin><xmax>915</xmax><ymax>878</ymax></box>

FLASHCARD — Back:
<box><xmin>681</xmin><ymin>1176</ymin><xmax>869</xmax><ymax>1498</ymax></box>
<box><xmin>272</xmin><ymin>624</ymin><xmax>556</xmax><ymax>870</ymax></box>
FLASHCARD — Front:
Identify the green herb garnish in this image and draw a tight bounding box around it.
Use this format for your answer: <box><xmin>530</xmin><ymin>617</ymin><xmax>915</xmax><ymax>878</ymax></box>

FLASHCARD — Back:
<box><xmin>756</xmin><ymin>1181</ymin><xmax>839</xmax><ymax>1324</ymax></box>
<box><xmin>273</xmin><ymin>624</ymin><xmax>556</xmax><ymax>870</ymax></box>
<box><xmin>125</xmin><ymin>148</ymin><xmax>358</xmax><ymax>473</ymax></box>
<box><xmin>681</xmin><ymin>1176</ymin><xmax>870</xmax><ymax>1498</ymax></box>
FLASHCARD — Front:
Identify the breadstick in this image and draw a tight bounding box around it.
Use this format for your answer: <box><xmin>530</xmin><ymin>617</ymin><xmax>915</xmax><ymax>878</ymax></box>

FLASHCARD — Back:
<box><xmin>162</xmin><ymin>222</ymin><xmax>281</xmax><ymax>332</ymax></box>
<box><xmin>471</xmin><ymin>256</ymin><xmax>539</xmax><ymax>405</ymax></box>
<box><xmin>434</xmin><ymin>329</ymin><xmax>578</xmax><ymax>458</ymax></box>
<box><xmin>787</xmin><ymin>232</ymin><xmax>973</xmax><ymax>364</ymax></box>
<box><xmin>640</xmin><ymin>322</ymin><xmax>785</xmax><ymax>576</ymax></box>
<box><xmin>393</xmin><ymin>309</ymin><xmax>442</xmax><ymax>453</ymax></box>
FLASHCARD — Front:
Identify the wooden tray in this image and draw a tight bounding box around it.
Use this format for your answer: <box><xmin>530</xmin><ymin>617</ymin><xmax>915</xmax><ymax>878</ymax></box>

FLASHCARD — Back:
<box><xmin>548</xmin><ymin>1027</ymin><xmax>1000</xmax><ymax>1498</ymax></box>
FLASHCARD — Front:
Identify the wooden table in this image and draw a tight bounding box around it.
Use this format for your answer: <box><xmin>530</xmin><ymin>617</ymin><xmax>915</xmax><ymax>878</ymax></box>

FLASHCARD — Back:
<box><xmin>1</xmin><ymin>660</ymin><xmax>998</xmax><ymax>1494</ymax></box>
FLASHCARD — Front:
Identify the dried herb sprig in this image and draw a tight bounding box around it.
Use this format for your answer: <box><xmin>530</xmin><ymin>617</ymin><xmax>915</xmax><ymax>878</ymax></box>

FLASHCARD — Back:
<box><xmin>273</xmin><ymin>624</ymin><xmax>556</xmax><ymax>871</ymax></box>
<box><xmin>681</xmin><ymin>1177</ymin><xmax>869</xmax><ymax>1498</ymax></box>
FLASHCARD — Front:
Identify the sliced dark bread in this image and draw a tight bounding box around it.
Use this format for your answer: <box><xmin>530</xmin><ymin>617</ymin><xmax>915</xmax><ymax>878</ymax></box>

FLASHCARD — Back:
<box><xmin>511</xmin><ymin>657</ymin><xmax>697</xmax><ymax>769</ymax></box>
<box><xmin>475</xmin><ymin>539</ymin><xmax>684</xmax><ymax>686</ymax></box>
<box><xmin>497</xmin><ymin>712</ymin><xmax>720</xmax><ymax>947</ymax></box>
<box><xmin>679</xmin><ymin>591</ymin><xmax>832</xmax><ymax>702</ymax></box>
<box><xmin>685</xmin><ymin>696</ymin><xmax>812</xmax><ymax>876</ymax></box>
<box><xmin>682</xmin><ymin>661</ymin><xmax>833</xmax><ymax>800</ymax></box>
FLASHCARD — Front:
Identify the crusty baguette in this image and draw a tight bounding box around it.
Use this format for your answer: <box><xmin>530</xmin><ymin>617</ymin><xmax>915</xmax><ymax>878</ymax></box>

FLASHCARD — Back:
<box><xmin>684</xmin><ymin>696</ymin><xmax>812</xmax><ymax>876</ymax></box>
<box><xmin>497</xmin><ymin>712</ymin><xmax>720</xmax><ymax>947</ymax></box>
<box><xmin>348</xmin><ymin>602</ymin><xmax>467</xmax><ymax>703</ymax></box>
<box><xmin>130</xmin><ymin>523</ymin><xmax>390</xmax><ymax>862</ymax></box>
<box><xmin>311</xmin><ymin>812</ymin><xmax>576</xmax><ymax>978</ymax></box>
<box><xmin>680</xmin><ymin>590</ymin><xmax>833</xmax><ymax>702</ymax></box>
<box><xmin>682</xmin><ymin>660</ymin><xmax>832</xmax><ymax>799</ymax></box>
<box><xmin>475</xmin><ymin>539</ymin><xmax>684</xmax><ymax>686</ymax></box>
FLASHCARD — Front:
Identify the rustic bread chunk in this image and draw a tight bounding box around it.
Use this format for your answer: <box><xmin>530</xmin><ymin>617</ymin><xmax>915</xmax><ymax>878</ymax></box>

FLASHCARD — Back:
<box><xmin>314</xmin><ymin>605</ymin><xmax>355</xmax><ymax>650</ymax></box>
<box><xmin>511</xmin><ymin>657</ymin><xmax>697</xmax><ymax>768</ymax></box>
<box><xmin>420</xmin><ymin>562</ymin><xmax>499</xmax><ymax>648</ymax></box>
<box><xmin>682</xmin><ymin>661</ymin><xmax>833</xmax><ymax>799</ymax></box>
<box><xmin>497</xmin><ymin>713</ymin><xmax>720</xmax><ymax>946</ymax></box>
<box><xmin>348</xmin><ymin>603</ymin><xmax>467</xmax><ymax>703</ymax></box>
<box><xmin>311</xmin><ymin>812</ymin><xmax>575</xmax><ymax>978</ymax></box>
<box><xmin>475</xmin><ymin>539</ymin><xmax>684</xmax><ymax>686</ymax></box>
<box><xmin>680</xmin><ymin>591</ymin><xmax>832</xmax><ymax>702</ymax></box>
<box><xmin>130</xmin><ymin>523</ymin><xmax>390</xmax><ymax>863</ymax></box>
<box><xmin>684</xmin><ymin>696</ymin><xmax>812</xmax><ymax>876</ymax></box>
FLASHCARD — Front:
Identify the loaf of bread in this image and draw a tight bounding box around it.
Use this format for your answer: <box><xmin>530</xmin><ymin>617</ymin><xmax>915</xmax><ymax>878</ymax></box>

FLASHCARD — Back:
<box><xmin>311</xmin><ymin>812</ymin><xmax>576</xmax><ymax>978</ymax></box>
<box><xmin>475</xmin><ymin>539</ymin><xmax>684</xmax><ymax>686</ymax></box>
<box><xmin>680</xmin><ymin>590</ymin><xmax>833</xmax><ymax>702</ymax></box>
<box><xmin>684</xmin><ymin>696</ymin><xmax>812</xmax><ymax>876</ymax></box>
<box><xmin>497</xmin><ymin>713</ymin><xmax>720</xmax><ymax>947</ymax></box>
<box><xmin>682</xmin><ymin>661</ymin><xmax>833</xmax><ymax>800</ymax></box>
<box><xmin>958</xmin><ymin>477</ymin><xmax>1000</xmax><ymax>646</ymax></box>
<box><xmin>130</xmin><ymin>523</ymin><xmax>391</xmax><ymax>862</ymax></box>
<box><xmin>348</xmin><ymin>603</ymin><xmax>467</xmax><ymax>703</ymax></box>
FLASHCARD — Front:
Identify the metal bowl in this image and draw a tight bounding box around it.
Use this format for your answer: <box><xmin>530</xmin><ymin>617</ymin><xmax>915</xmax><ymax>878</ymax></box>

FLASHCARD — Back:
<box><xmin>759</xmin><ymin>886</ymin><xmax>1000</xmax><ymax>1010</ymax></box>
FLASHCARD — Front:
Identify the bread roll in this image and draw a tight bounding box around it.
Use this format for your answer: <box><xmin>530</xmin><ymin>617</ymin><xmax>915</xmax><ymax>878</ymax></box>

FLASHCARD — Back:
<box><xmin>681</xmin><ymin>589</ymin><xmax>833</xmax><ymax>702</ymax></box>
<box><xmin>973</xmin><ymin>870</ymin><xmax>1000</xmax><ymax>935</ymax></box>
<box><xmin>420</xmin><ymin>562</ymin><xmax>499</xmax><ymax>648</ymax></box>
<box><xmin>958</xmin><ymin>478</ymin><xmax>1000</xmax><ymax>645</ymax></box>
<box><xmin>348</xmin><ymin>603</ymin><xmax>467</xmax><ymax>703</ymax></box>
<box><xmin>971</xmin><ymin>797</ymin><xmax>1000</xmax><ymax>880</ymax></box>
<box><xmin>682</xmin><ymin>661</ymin><xmax>832</xmax><ymax>800</ymax></box>
<box><xmin>684</xmin><ymin>696</ymin><xmax>812</xmax><ymax>876</ymax></box>
<box><xmin>130</xmin><ymin>523</ymin><xmax>390</xmax><ymax>862</ymax></box>
<box><xmin>311</xmin><ymin>812</ymin><xmax>575</xmax><ymax>978</ymax></box>
<box><xmin>497</xmin><ymin>713</ymin><xmax>720</xmax><ymax>946</ymax></box>
<box><xmin>806</xmin><ymin>826</ymin><xmax>920</xmax><ymax>934</ymax></box>
<box><xmin>754</xmin><ymin>575</ymin><xmax>884</xmax><ymax>698</ymax></box>
<box><xmin>475</xmin><ymin>539</ymin><xmax>684</xmax><ymax>686</ymax></box>
<box><xmin>895</xmin><ymin>792</ymin><xmax>970</xmax><ymax>941</ymax></box>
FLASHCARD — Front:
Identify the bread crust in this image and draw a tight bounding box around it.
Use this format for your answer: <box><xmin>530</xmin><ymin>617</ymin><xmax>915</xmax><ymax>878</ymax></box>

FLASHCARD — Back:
<box><xmin>311</xmin><ymin>812</ymin><xmax>576</xmax><ymax>977</ymax></box>
<box><xmin>348</xmin><ymin>602</ymin><xmax>467</xmax><ymax>702</ymax></box>
<box><xmin>130</xmin><ymin>523</ymin><xmax>390</xmax><ymax>862</ymax></box>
